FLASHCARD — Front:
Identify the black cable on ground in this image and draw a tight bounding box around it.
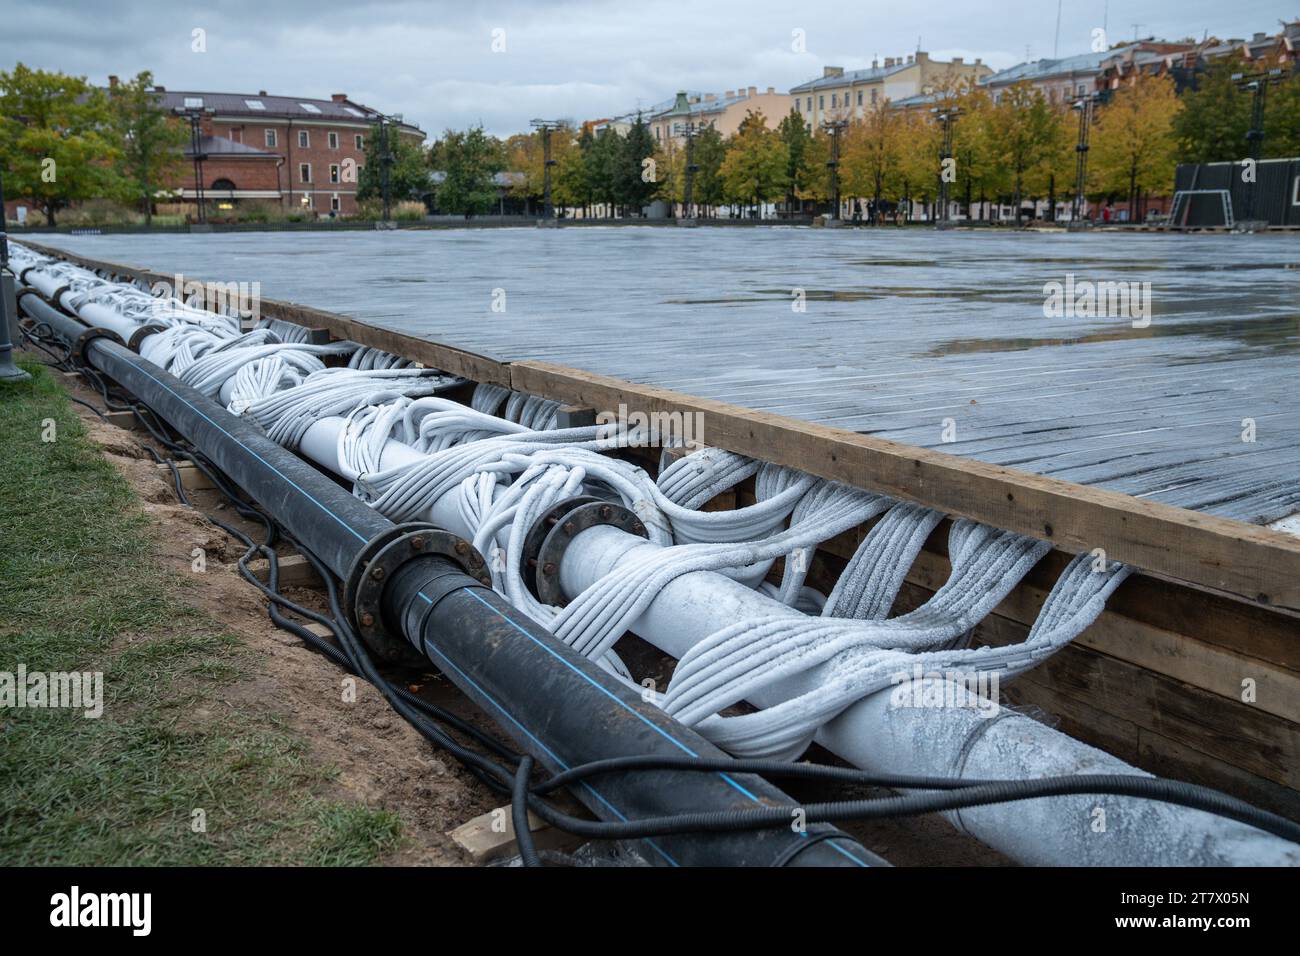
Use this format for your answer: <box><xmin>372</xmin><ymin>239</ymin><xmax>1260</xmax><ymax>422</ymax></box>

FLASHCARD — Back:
<box><xmin>513</xmin><ymin>756</ymin><xmax>542</xmax><ymax>868</ymax></box>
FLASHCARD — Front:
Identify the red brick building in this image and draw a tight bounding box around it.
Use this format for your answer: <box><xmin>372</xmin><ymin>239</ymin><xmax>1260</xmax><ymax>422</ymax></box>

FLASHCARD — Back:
<box><xmin>130</xmin><ymin>82</ymin><xmax>425</xmax><ymax>217</ymax></box>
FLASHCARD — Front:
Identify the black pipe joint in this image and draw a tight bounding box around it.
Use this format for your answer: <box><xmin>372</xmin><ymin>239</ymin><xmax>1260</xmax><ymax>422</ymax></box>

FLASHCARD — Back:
<box><xmin>521</xmin><ymin>497</ymin><xmax>648</xmax><ymax>606</ymax></box>
<box><xmin>344</xmin><ymin>522</ymin><xmax>491</xmax><ymax>666</ymax></box>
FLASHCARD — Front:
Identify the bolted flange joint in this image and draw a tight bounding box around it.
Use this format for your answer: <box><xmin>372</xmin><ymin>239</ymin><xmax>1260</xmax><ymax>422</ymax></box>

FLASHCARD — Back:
<box><xmin>521</xmin><ymin>497</ymin><xmax>649</xmax><ymax>607</ymax></box>
<box><xmin>343</xmin><ymin>522</ymin><xmax>492</xmax><ymax>666</ymax></box>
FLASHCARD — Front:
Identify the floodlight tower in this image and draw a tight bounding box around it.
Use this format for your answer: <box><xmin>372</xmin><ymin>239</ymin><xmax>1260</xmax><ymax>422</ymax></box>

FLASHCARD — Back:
<box><xmin>821</xmin><ymin>119</ymin><xmax>848</xmax><ymax>222</ymax></box>
<box><xmin>530</xmin><ymin>119</ymin><xmax>562</xmax><ymax>222</ymax></box>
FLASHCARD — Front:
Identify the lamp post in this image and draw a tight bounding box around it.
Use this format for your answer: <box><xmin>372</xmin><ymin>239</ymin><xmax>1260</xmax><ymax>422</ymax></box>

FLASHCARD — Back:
<box><xmin>1232</xmin><ymin>69</ymin><xmax>1284</xmax><ymax>227</ymax></box>
<box><xmin>0</xmin><ymin>172</ymin><xmax>31</xmax><ymax>383</ymax></box>
<box><xmin>1070</xmin><ymin>92</ymin><xmax>1096</xmax><ymax>226</ymax></box>
<box><xmin>931</xmin><ymin>106</ymin><xmax>960</xmax><ymax>226</ymax></box>
<box><xmin>821</xmin><ymin>119</ymin><xmax>847</xmax><ymax>223</ymax></box>
<box><xmin>673</xmin><ymin>121</ymin><xmax>699</xmax><ymax>221</ymax></box>
<box><xmin>173</xmin><ymin>104</ymin><xmax>214</xmax><ymax>224</ymax></box>
<box><xmin>530</xmin><ymin>119</ymin><xmax>561</xmax><ymax>223</ymax></box>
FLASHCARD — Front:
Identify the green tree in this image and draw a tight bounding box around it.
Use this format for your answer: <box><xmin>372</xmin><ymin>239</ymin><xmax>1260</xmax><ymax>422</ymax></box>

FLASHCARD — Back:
<box><xmin>616</xmin><ymin>114</ymin><xmax>657</xmax><ymax>214</ymax></box>
<box><xmin>777</xmin><ymin>108</ymin><xmax>812</xmax><ymax>213</ymax></box>
<box><xmin>690</xmin><ymin>125</ymin><xmax>727</xmax><ymax>215</ymax></box>
<box><xmin>585</xmin><ymin>127</ymin><xmax>623</xmax><ymax>216</ymax></box>
<box><xmin>1173</xmin><ymin>57</ymin><xmax>1251</xmax><ymax>163</ymax></box>
<box><xmin>107</xmin><ymin>71</ymin><xmax>188</xmax><ymax>225</ymax></box>
<box><xmin>357</xmin><ymin>124</ymin><xmax>430</xmax><ymax>206</ymax></box>
<box><xmin>718</xmin><ymin>110</ymin><xmax>787</xmax><ymax>216</ymax></box>
<box><xmin>0</xmin><ymin>64</ymin><xmax>121</xmax><ymax>225</ymax></box>
<box><xmin>430</xmin><ymin>126</ymin><xmax>504</xmax><ymax>218</ymax></box>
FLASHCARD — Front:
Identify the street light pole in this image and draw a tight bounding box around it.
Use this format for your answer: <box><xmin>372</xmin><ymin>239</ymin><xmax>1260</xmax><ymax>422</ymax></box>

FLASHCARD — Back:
<box><xmin>932</xmin><ymin>106</ymin><xmax>960</xmax><ymax>226</ymax></box>
<box><xmin>0</xmin><ymin>172</ymin><xmax>32</xmax><ymax>383</ymax></box>
<box><xmin>821</xmin><ymin>119</ymin><xmax>847</xmax><ymax>222</ymax></box>
<box><xmin>174</xmin><ymin>106</ymin><xmax>212</xmax><ymax>224</ymax></box>
<box><xmin>1232</xmin><ymin>69</ymin><xmax>1283</xmax><ymax>226</ymax></box>
<box><xmin>673</xmin><ymin>122</ymin><xmax>699</xmax><ymax>221</ymax></box>
<box><xmin>1070</xmin><ymin>93</ymin><xmax>1095</xmax><ymax>225</ymax></box>
<box><xmin>530</xmin><ymin>120</ymin><xmax>561</xmax><ymax>223</ymax></box>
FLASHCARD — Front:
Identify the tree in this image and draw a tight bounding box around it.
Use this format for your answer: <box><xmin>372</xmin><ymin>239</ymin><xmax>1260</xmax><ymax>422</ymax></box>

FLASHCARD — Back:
<box><xmin>1091</xmin><ymin>73</ymin><xmax>1180</xmax><ymax>218</ymax></box>
<box><xmin>357</xmin><ymin>123</ymin><xmax>431</xmax><ymax>206</ymax></box>
<box><xmin>107</xmin><ymin>71</ymin><xmax>187</xmax><ymax>225</ymax></box>
<box><xmin>718</xmin><ymin>110</ymin><xmax>787</xmax><ymax>216</ymax></box>
<box><xmin>985</xmin><ymin>81</ymin><xmax>1059</xmax><ymax>224</ymax></box>
<box><xmin>615</xmin><ymin>114</ymin><xmax>657</xmax><ymax>214</ymax></box>
<box><xmin>1173</xmin><ymin>57</ymin><xmax>1251</xmax><ymax>164</ymax></box>
<box><xmin>430</xmin><ymin>126</ymin><xmax>503</xmax><ymax>218</ymax></box>
<box><xmin>584</xmin><ymin>127</ymin><xmax>623</xmax><ymax>216</ymax></box>
<box><xmin>895</xmin><ymin>108</ymin><xmax>940</xmax><ymax>221</ymax></box>
<box><xmin>951</xmin><ymin>86</ymin><xmax>999</xmax><ymax>219</ymax></box>
<box><xmin>841</xmin><ymin>105</ymin><xmax>907</xmax><ymax>220</ymax></box>
<box><xmin>0</xmin><ymin>64</ymin><xmax>121</xmax><ymax>225</ymax></box>
<box><xmin>777</xmin><ymin>108</ymin><xmax>812</xmax><ymax>214</ymax></box>
<box><xmin>690</xmin><ymin>125</ymin><xmax>727</xmax><ymax>216</ymax></box>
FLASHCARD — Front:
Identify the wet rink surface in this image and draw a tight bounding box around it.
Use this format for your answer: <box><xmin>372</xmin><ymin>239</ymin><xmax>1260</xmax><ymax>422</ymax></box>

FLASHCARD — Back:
<box><xmin>36</xmin><ymin>227</ymin><xmax>1300</xmax><ymax>523</ymax></box>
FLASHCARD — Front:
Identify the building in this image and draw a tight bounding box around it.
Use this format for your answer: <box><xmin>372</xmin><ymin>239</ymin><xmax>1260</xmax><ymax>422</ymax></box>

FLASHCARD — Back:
<box><xmin>126</xmin><ymin>81</ymin><xmax>425</xmax><ymax>217</ymax></box>
<box><xmin>647</xmin><ymin>87</ymin><xmax>793</xmax><ymax>144</ymax></box>
<box><xmin>1097</xmin><ymin>22</ymin><xmax>1300</xmax><ymax>93</ymax></box>
<box><xmin>790</xmin><ymin>52</ymin><xmax>990</xmax><ymax>128</ymax></box>
<box><xmin>982</xmin><ymin>42</ymin><xmax>1190</xmax><ymax>104</ymax></box>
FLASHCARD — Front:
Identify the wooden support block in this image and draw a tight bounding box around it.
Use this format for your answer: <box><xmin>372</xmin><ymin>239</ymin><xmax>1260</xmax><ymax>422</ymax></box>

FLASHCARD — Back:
<box><xmin>246</xmin><ymin>553</ymin><xmax>324</xmax><ymax>589</ymax></box>
<box><xmin>555</xmin><ymin>405</ymin><xmax>596</xmax><ymax>429</ymax></box>
<box><xmin>155</xmin><ymin>461</ymin><xmax>216</xmax><ymax>492</ymax></box>
<box><xmin>103</xmin><ymin>410</ymin><xmax>141</xmax><ymax>430</ymax></box>
<box><xmin>449</xmin><ymin>805</ymin><xmax>585</xmax><ymax>865</ymax></box>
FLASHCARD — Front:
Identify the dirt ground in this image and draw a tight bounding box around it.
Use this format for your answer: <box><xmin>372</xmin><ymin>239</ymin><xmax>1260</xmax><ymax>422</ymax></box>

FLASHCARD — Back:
<box><xmin>63</xmin><ymin>368</ymin><xmax>1007</xmax><ymax>868</ymax></box>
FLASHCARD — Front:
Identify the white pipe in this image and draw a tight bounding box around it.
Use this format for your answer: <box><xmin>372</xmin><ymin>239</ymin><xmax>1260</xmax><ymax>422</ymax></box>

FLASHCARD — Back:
<box><xmin>557</xmin><ymin>525</ymin><xmax>1299</xmax><ymax>867</ymax></box>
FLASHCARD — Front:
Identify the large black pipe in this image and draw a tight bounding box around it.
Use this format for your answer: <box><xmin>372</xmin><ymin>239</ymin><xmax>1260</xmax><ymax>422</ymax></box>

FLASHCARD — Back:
<box><xmin>26</xmin><ymin>297</ymin><xmax>881</xmax><ymax>867</ymax></box>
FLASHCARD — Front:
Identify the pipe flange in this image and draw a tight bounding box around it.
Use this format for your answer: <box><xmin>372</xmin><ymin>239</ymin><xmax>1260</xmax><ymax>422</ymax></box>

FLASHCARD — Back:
<box><xmin>344</xmin><ymin>522</ymin><xmax>491</xmax><ymax>666</ymax></box>
<box><xmin>519</xmin><ymin>495</ymin><xmax>603</xmax><ymax>600</ymax></box>
<box><xmin>69</xmin><ymin>326</ymin><xmax>124</xmax><ymax>364</ymax></box>
<box><xmin>50</xmin><ymin>284</ymin><xmax>76</xmax><ymax>314</ymax></box>
<box><xmin>532</xmin><ymin>500</ymin><xmax>648</xmax><ymax>607</ymax></box>
<box><xmin>128</xmin><ymin>324</ymin><xmax>166</xmax><ymax>352</ymax></box>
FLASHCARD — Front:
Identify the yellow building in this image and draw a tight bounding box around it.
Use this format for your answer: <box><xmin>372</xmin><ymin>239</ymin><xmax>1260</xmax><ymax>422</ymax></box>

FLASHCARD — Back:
<box><xmin>648</xmin><ymin>87</ymin><xmax>794</xmax><ymax>145</ymax></box>
<box><xmin>790</xmin><ymin>52</ymin><xmax>990</xmax><ymax>128</ymax></box>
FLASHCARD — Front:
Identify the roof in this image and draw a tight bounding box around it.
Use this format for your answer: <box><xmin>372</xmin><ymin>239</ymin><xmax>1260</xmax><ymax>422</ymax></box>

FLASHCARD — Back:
<box><xmin>790</xmin><ymin>61</ymin><xmax>912</xmax><ymax>93</ymax></box>
<box><xmin>144</xmin><ymin>89</ymin><xmax>424</xmax><ymax>135</ymax></box>
<box><xmin>185</xmin><ymin>135</ymin><xmax>277</xmax><ymax>159</ymax></box>
<box><xmin>982</xmin><ymin>48</ymin><xmax>1115</xmax><ymax>86</ymax></box>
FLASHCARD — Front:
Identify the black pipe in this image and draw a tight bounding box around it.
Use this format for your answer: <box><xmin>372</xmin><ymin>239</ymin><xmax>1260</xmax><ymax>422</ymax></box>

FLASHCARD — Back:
<box><xmin>29</xmin><ymin>298</ymin><xmax>880</xmax><ymax>867</ymax></box>
<box><xmin>386</xmin><ymin>556</ymin><xmax>882</xmax><ymax>867</ymax></box>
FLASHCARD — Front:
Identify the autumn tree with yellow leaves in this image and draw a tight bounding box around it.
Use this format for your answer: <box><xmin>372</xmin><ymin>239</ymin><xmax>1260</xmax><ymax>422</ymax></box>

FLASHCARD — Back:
<box><xmin>1090</xmin><ymin>73</ymin><xmax>1181</xmax><ymax>219</ymax></box>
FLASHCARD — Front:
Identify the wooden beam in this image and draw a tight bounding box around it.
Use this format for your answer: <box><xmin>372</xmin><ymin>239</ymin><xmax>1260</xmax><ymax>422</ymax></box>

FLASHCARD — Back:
<box><xmin>448</xmin><ymin>805</ymin><xmax>585</xmax><ymax>865</ymax></box>
<box><xmin>246</xmin><ymin>553</ymin><xmax>323</xmax><ymax>589</ymax></box>
<box><xmin>155</xmin><ymin>461</ymin><xmax>215</xmax><ymax>492</ymax></box>
<box><xmin>510</xmin><ymin>360</ymin><xmax>1300</xmax><ymax>610</ymax></box>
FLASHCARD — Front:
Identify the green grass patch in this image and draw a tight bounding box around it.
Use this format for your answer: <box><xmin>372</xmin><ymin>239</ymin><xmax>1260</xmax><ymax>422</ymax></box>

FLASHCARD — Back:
<box><xmin>0</xmin><ymin>360</ymin><xmax>401</xmax><ymax>865</ymax></box>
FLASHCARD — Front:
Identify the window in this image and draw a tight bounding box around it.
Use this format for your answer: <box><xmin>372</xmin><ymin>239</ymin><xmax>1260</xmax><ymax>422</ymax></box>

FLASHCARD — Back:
<box><xmin>299</xmin><ymin>102</ymin><xmax>322</xmax><ymax>114</ymax></box>
<box><xmin>831</xmin><ymin>94</ymin><xmax>837</xmax><ymax>107</ymax></box>
<box><xmin>355</xmin><ymin>134</ymin><xmax>364</xmax><ymax>149</ymax></box>
<box><xmin>857</xmin><ymin>90</ymin><xmax>863</xmax><ymax>106</ymax></box>
<box><xmin>328</xmin><ymin>131</ymin><xmax>339</xmax><ymax>149</ymax></box>
<box><xmin>819</xmin><ymin>95</ymin><xmax>824</xmax><ymax>109</ymax></box>
<box><xmin>298</xmin><ymin>129</ymin><xmax>310</xmax><ymax>148</ymax></box>
<box><xmin>244</xmin><ymin>99</ymin><xmax>265</xmax><ymax>111</ymax></box>
<box><xmin>265</xmin><ymin>128</ymin><xmax>277</xmax><ymax>147</ymax></box>
<box><xmin>343</xmin><ymin>106</ymin><xmax>365</xmax><ymax>118</ymax></box>
<box><xmin>805</xmin><ymin>97</ymin><xmax>811</xmax><ymax>110</ymax></box>
<box><xmin>871</xmin><ymin>88</ymin><xmax>878</xmax><ymax>104</ymax></box>
<box><xmin>329</xmin><ymin>164</ymin><xmax>340</xmax><ymax>184</ymax></box>
<box><xmin>331</xmin><ymin>194</ymin><xmax>341</xmax><ymax>212</ymax></box>
<box><xmin>299</xmin><ymin>163</ymin><xmax>311</xmax><ymax>184</ymax></box>
<box><xmin>183</xmin><ymin>96</ymin><xmax>204</xmax><ymax>108</ymax></box>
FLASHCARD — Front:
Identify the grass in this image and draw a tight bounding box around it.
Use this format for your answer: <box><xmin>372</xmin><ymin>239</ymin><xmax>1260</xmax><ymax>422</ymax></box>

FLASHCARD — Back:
<box><xmin>0</xmin><ymin>359</ymin><xmax>402</xmax><ymax>865</ymax></box>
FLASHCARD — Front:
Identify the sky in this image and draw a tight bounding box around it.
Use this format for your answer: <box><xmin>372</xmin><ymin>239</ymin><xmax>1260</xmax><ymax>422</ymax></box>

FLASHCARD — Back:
<box><xmin>1</xmin><ymin>0</ymin><xmax>1295</xmax><ymax>137</ymax></box>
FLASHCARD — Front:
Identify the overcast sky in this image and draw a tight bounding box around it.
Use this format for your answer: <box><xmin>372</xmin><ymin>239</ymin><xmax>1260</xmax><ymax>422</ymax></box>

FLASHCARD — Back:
<box><xmin>2</xmin><ymin>0</ymin><xmax>1294</xmax><ymax>137</ymax></box>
